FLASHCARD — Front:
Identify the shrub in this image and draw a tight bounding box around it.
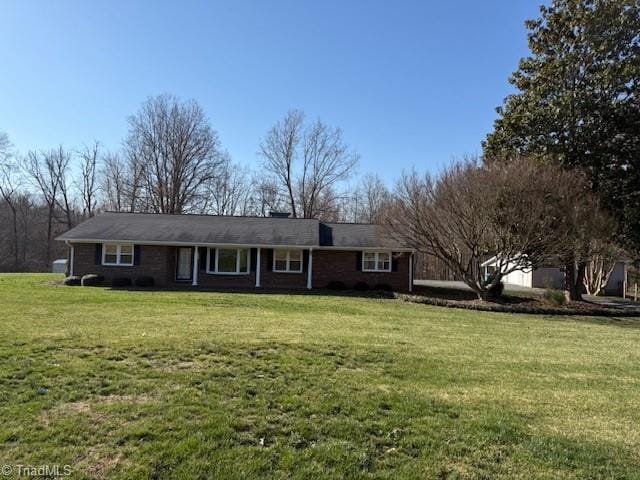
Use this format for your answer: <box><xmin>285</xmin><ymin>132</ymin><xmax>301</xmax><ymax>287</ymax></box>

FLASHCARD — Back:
<box><xmin>111</xmin><ymin>277</ymin><xmax>132</xmax><ymax>288</ymax></box>
<box><xmin>81</xmin><ymin>274</ymin><xmax>104</xmax><ymax>287</ymax></box>
<box><xmin>135</xmin><ymin>276</ymin><xmax>155</xmax><ymax>287</ymax></box>
<box><xmin>486</xmin><ymin>281</ymin><xmax>504</xmax><ymax>300</ymax></box>
<box><xmin>63</xmin><ymin>275</ymin><xmax>81</xmax><ymax>286</ymax></box>
<box><xmin>544</xmin><ymin>288</ymin><xmax>566</xmax><ymax>306</ymax></box>
<box><xmin>326</xmin><ymin>281</ymin><xmax>347</xmax><ymax>291</ymax></box>
<box><xmin>374</xmin><ymin>283</ymin><xmax>393</xmax><ymax>292</ymax></box>
<box><xmin>353</xmin><ymin>281</ymin><xmax>370</xmax><ymax>292</ymax></box>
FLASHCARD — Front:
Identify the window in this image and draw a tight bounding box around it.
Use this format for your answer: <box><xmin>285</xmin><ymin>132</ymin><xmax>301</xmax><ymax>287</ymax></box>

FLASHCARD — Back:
<box><xmin>362</xmin><ymin>251</ymin><xmax>391</xmax><ymax>272</ymax></box>
<box><xmin>206</xmin><ymin>248</ymin><xmax>250</xmax><ymax>274</ymax></box>
<box><xmin>273</xmin><ymin>249</ymin><xmax>303</xmax><ymax>273</ymax></box>
<box><xmin>102</xmin><ymin>243</ymin><xmax>134</xmax><ymax>266</ymax></box>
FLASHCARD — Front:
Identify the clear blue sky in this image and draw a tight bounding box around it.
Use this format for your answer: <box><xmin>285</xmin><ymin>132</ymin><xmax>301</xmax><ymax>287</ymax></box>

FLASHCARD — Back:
<box><xmin>0</xmin><ymin>1</ymin><xmax>542</xmax><ymax>181</ymax></box>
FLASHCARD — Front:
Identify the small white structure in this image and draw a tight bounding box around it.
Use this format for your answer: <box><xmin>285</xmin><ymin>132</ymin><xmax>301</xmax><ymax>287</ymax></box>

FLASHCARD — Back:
<box><xmin>481</xmin><ymin>256</ymin><xmax>628</xmax><ymax>295</ymax></box>
<box><xmin>52</xmin><ymin>258</ymin><xmax>68</xmax><ymax>274</ymax></box>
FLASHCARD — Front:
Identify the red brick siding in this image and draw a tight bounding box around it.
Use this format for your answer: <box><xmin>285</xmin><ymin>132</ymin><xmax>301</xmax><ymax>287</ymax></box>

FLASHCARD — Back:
<box><xmin>71</xmin><ymin>243</ymin><xmax>173</xmax><ymax>286</ymax></box>
<box><xmin>71</xmin><ymin>243</ymin><xmax>411</xmax><ymax>292</ymax></box>
<box><xmin>312</xmin><ymin>250</ymin><xmax>411</xmax><ymax>292</ymax></box>
<box><xmin>260</xmin><ymin>249</ymin><xmax>308</xmax><ymax>289</ymax></box>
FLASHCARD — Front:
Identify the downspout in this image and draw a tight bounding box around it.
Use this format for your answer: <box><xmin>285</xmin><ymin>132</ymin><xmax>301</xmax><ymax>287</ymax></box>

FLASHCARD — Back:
<box><xmin>65</xmin><ymin>240</ymin><xmax>74</xmax><ymax>277</ymax></box>
<box><xmin>409</xmin><ymin>252</ymin><xmax>413</xmax><ymax>293</ymax></box>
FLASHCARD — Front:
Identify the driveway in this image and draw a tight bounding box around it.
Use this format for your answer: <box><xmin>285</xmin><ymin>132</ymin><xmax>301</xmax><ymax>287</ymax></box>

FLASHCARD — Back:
<box><xmin>414</xmin><ymin>279</ymin><xmax>640</xmax><ymax>311</ymax></box>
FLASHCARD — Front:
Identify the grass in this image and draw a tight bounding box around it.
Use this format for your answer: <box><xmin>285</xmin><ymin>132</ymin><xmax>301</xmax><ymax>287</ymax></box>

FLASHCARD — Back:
<box><xmin>1</xmin><ymin>274</ymin><xmax>639</xmax><ymax>479</ymax></box>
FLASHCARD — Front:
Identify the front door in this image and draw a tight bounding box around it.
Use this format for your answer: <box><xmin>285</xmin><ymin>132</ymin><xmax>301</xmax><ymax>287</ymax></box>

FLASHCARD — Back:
<box><xmin>176</xmin><ymin>247</ymin><xmax>193</xmax><ymax>281</ymax></box>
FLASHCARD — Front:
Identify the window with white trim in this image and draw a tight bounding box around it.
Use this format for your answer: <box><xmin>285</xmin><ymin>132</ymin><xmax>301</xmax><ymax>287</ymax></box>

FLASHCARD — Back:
<box><xmin>206</xmin><ymin>248</ymin><xmax>250</xmax><ymax>274</ymax></box>
<box><xmin>273</xmin><ymin>249</ymin><xmax>303</xmax><ymax>273</ymax></box>
<box><xmin>362</xmin><ymin>251</ymin><xmax>391</xmax><ymax>272</ymax></box>
<box><xmin>102</xmin><ymin>243</ymin><xmax>134</xmax><ymax>266</ymax></box>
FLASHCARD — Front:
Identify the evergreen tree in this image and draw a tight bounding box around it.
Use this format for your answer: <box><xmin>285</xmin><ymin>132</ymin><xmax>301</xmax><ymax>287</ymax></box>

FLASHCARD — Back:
<box><xmin>484</xmin><ymin>0</ymin><xmax>640</xmax><ymax>262</ymax></box>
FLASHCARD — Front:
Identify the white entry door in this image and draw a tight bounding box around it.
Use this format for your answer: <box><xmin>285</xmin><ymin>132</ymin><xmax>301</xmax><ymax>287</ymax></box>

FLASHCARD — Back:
<box><xmin>176</xmin><ymin>247</ymin><xmax>193</xmax><ymax>281</ymax></box>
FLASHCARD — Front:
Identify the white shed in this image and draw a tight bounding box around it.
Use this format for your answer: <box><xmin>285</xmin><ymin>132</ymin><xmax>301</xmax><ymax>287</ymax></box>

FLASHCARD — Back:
<box><xmin>52</xmin><ymin>258</ymin><xmax>68</xmax><ymax>274</ymax></box>
<box><xmin>481</xmin><ymin>256</ymin><xmax>628</xmax><ymax>295</ymax></box>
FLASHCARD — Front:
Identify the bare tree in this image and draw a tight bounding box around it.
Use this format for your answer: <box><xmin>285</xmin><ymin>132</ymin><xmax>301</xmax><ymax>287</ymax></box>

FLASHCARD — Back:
<box><xmin>260</xmin><ymin>109</ymin><xmax>304</xmax><ymax>217</ymax></box>
<box><xmin>125</xmin><ymin>94</ymin><xmax>225</xmax><ymax>214</ymax></box>
<box><xmin>77</xmin><ymin>141</ymin><xmax>100</xmax><ymax>217</ymax></box>
<box><xmin>0</xmin><ymin>133</ymin><xmax>21</xmax><ymax>269</ymax></box>
<box><xmin>51</xmin><ymin>146</ymin><xmax>74</xmax><ymax>229</ymax></box>
<box><xmin>353</xmin><ymin>174</ymin><xmax>391</xmax><ymax>223</ymax></box>
<box><xmin>254</xmin><ymin>178</ymin><xmax>286</xmax><ymax>217</ymax></box>
<box><xmin>299</xmin><ymin>119</ymin><xmax>359</xmax><ymax>218</ymax></box>
<box><xmin>101</xmin><ymin>152</ymin><xmax>127</xmax><ymax>212</ymax></box>
<box><xmin>24</xmin><ymin>149</ymin><xmax>62</xmax><ymax>265</ymax></box>
<box><xmin>259</xmin><ymin>110</ymin><xmax>358</xmax><ymax>219</ymax></box>
<box><xmin>203</xmin><ymin>154</ymin><xmax>255</xmax><ymax>216</ymax></box>
<box><xmin>387</xmin><ymin>157</ymin><xmax>603</xmax><ymax>301</ymax></box>
<box><xmin>583</xmin><ymin>239</ymin><xmax>624</xmax><ymax>296</ymax></box>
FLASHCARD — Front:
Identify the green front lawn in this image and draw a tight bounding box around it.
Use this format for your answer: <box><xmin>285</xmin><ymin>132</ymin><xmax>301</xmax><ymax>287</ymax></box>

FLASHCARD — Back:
<box><xmin>1</xmin><ymin>274</ymin><xmax>639</xmax><ymax>479</ymax></box>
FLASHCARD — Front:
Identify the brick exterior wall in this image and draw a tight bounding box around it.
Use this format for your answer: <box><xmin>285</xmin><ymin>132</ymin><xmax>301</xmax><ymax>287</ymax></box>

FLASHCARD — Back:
<box><xmin>71</xmin><ymin>243</ymin><xmax>173</xmax><ymax>286</ymax></box>
<box><xmin>70</xmin><ymin>243</ymin><xmax>412</xmax><ymax>292</ymax></box>
<box><xmin>312</xmin><ymin>250</ymin><xmax>411</xmax><ymax>292</ymax></box>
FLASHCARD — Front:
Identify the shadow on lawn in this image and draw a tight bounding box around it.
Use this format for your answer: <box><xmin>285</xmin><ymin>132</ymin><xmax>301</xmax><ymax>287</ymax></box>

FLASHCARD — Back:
<box><xmin>107</xmin><ymin>284</ymin><xmax>398</xmax><ymax>301</ymax></box>
<box><xmin>412</xmin><ymin>285</ymin><xmax>536</xmax><ymax>304</ymax></box>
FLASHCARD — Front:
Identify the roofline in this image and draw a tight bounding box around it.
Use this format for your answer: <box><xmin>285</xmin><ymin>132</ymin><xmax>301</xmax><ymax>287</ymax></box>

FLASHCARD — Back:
<box><xmin>480</xmin><ymin>256</ymin><xmax>498</xmax><ymax>267</ymax></box>
<box><xmin>56</xmin><ymin>238</ymin><xmax>315</xmax><ymax>249</ymax></box>
<box><xmin>56</xmin><ymin>237</ymin><xmax>411</xmax><ymax>251</ymax></box>
<box><xmin>96</xmin><ymin>211</ymin><xmax>320</xmax><ymax>221</ymax></box>
<box><xmin>316</xmin><ymin>246</ymin><xmax>414</xmax><ymax>252</ymax></box>
<box><xmin>85</xmin><ymin>212</ymin><xmax>393</xmax><ymax>226</ymax></box>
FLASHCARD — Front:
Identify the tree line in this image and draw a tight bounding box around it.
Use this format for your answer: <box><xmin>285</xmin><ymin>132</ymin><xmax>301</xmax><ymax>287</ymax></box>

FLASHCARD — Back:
<box><xmin>0</xmin><ymin>95</ymin><xmax>390</xmax><ymax>272</ymax></box>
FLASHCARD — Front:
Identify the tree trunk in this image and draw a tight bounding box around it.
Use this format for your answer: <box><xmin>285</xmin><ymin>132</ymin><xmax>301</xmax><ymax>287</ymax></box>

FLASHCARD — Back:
<box><xmin>564</xmin><ymin>261</ymin><xmax>586</xmax><ymax>302</ymax></box>
<box><xmin>46</xmin><ymin>204</ymin><xmax>53</xmax><ymax>267</ymax></box>
<box><xmin>10</xmin><ymin>204</ymin><xmax>18</xmax><ymax>270</ymax></box>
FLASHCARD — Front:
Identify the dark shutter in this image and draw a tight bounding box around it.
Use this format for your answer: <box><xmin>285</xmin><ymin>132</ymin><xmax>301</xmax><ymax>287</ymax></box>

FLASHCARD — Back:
<box><xmin>303</xmin><ymin>250</ymin><xmax>309</xmax><ymax>273</ymax></box>
<box><xmin>267</xmin><ymin>249</ymin><xmax>273</xmax><ymax>271</ymax></box>
<box><xmin>94</xmin><ymin>244</ymin><xmax>102</xmax><ymax>265</ymax></box>
<box><xmin>134</xmin><ymin>245</ymin><xmax>141</xmax><ymax>265</ymax></box>
<box><xmin>199</xmin><ymin>247</ymin><xmax>207</xmax><ymax>271</ymax></box>
<box><xmin>250</xmin><ymin>248</ymin><xmax>257</xmax><ymax>272</ymax></box>
<box><xmin>392</xmin><ymin>253</ymin><xmax>398</xmax><ymax>272</ymax></box>
<box><xmin>355</xmin><ymin>251</ymin><xmax>362</xmax><ymax>271</ymax></box>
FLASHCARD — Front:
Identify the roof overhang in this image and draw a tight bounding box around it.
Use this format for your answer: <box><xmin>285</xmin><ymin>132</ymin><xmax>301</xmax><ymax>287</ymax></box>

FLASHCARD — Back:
<box><xmin>61</xmin><ymin>238</ymin><xmax>413</xmax><ymax>252</ymax></box>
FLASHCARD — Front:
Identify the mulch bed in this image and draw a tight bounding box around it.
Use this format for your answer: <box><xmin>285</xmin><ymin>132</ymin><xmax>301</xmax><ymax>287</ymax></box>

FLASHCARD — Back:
<box><xmin>398</xmin><ymin>293</ymin><xmax>640</xmax><ymax>317</ymax></box>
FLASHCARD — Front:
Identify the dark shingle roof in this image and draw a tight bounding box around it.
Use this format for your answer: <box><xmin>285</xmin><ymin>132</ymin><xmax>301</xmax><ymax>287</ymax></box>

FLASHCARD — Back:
<box><xmin>57</xmin><ymin>212</ymin><xmax>319</xmax><ymax>247</ymax></box>
<box><xmin>57</xmin><ymin>212</ymin><xmax>409</xmax><ymax>250</ymax></box>
<box><xmin>318</xmin><ymin>222</ymin><xmax>405</xmax><ymax>249</ymax></box>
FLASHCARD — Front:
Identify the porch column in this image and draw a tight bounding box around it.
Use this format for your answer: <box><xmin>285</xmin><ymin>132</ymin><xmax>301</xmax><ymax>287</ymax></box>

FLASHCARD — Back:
<box><xmin>255</xmin><ymin>247</ymin><xmax>261</xmax><ymax>288</ymax></box>
<box><xmin>192</xmin><ymin>246</ymin><xmax>199</xmax><ymax>286</ymax></box>
<box><xmin>307</xmin><ymin>248</ymin><xmax>313</xmax><ymax>290</ymax></box>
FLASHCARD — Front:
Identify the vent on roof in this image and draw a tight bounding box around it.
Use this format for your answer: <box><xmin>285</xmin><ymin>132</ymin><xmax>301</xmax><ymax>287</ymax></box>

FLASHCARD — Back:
<box><xmin>269</xmin><ymin>211</ymin><xmax>291</xmax><ymax>218</ymax></box>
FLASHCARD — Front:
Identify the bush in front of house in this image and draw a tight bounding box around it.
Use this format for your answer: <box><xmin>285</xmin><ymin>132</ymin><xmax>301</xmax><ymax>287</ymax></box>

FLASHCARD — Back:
<box><xmin>326</xmin><ymin>280</ymin><xmax>347</xmax><ymax>291</ymax></box>
<box><xmin>544</xmin><ymin>288</ymin><xmax>566</xmax><ymax>306</ymax></box>
<box><xmin>353</xmin><ymin>281</ymin><xmax>370</xmax><ymax>291</ymax></box>
<box><xmin>486</xmin><ymin>281</ymin><xmax>504</xmax><ymax>300</ymax></box>
<box><xmin>111</xmin><ymin>277</ymin><xmax>132</xmax><ymax>288</ymax></box>
<box><xmin>374</xmin><ymin>283</ymin><xmax>393</xmax><ymax>292</ymax></box>
<box><xmin>135</xmin><ymin>276</ymin><xmax>155</xmax><ymax>287</ymax></box>
<box><xmin>81</xmin><ymin>274</ymin><xmax>104</xmax><ymax>287</ymax></box>
<box><xmin>63</xmin><ymin>275</ymin><xmax>81</xmax><ymax>286</ymax></box>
